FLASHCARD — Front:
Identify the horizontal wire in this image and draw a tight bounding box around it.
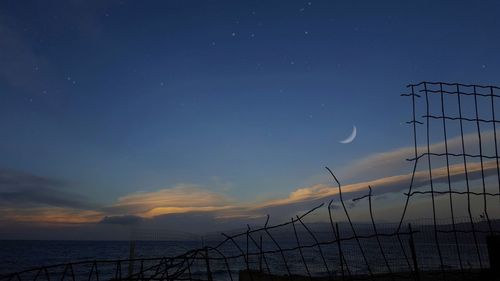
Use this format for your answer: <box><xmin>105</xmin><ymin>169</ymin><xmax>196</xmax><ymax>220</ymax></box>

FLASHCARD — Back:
<box><xmin>404</xmin><ymin>190</ymin><xmax>500</xmax><ymax>197</ymax></box>
<box><xmin>419</xmin><ymin>88</ymin><xmax>500</xmax><ymax>97</ymax></box>
<box><xmin>423</xmin><ymin>114</ymin><xmax>500</xmax><ymax>123</ymax></box>
<box><xmin>406</xmin><ymin>152</ymin><xmax>500</xmax><ymax>161</ymax></box>
<box><xmin>407</xmin><ymin>81</ymin><xmax>500</xmax><ymax>90</ymax></box>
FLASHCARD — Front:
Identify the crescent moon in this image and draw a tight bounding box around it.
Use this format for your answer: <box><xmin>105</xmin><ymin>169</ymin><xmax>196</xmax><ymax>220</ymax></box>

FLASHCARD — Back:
<box><xmin>339</xmin><ymin>125</ymin><xmax>357</xmax><ymax>144</ymax></box>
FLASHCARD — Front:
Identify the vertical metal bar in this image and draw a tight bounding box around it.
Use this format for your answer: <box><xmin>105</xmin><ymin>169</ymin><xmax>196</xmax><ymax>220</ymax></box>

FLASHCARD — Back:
<box><xmin>408</xmin><ymin>224</ymin><xmax>420</xmax><ymax>281</ymax></box>
<box><xmin>325</xmin><ymin>167</ymin><xmax>374</xmax><ymax>279</ymax></box>
<box><xmin>87</xmin><ymin>263</ymin><xmax>94</xmax><ymax>281</ymax></box>
<box><xmin>33</xmin><ymin>268</ymin><xmax>42</xmax><ymax>281</ymax></box>
<box><xmin>204</xmin><ymin>247</ymin><xmax>213</xmax><ymax>281</ymax></box>
<box><xmin>335</xmin><ymin>223</ymin><xmax>346</xmax><ymax>281</ymax></box>
<box><xmin>128</xmin><ymin>241</ymin><xmax>136</xmax><ymax>280</ymax></box>
<box><xmin>69</xmin><ymin>264</ymin><xmax>75</xmax><ymax>281</ymax></box>
<box><xmin>248</xmin><ymin>229</ymin><xmax>272</xmax><ymax>277</ymax></box>
<box><xmin>292</xmin><ymin>218</ymin><xmax>312</xmax><ymax>280</ymax></box>
<box><xmin>263</xmin><ymin>215</ymin><xmax>292</xmax><ymax>281</ymax></box>
<box><xmin>439</xmin><ymin>83</ymin><xmax>464</xmax><ymax>278</ymax></box>
<box><xmin>328</xmin><ymin>200</ymin><xmax>351</xmax><ymax>279</ymax></box>
<box><xmin>397</xmin><ymin>84</ymin><xmax>420</xmax><ymax>273</ymax></box>
<box><xmin>95</xmin><ymin>262</ymin><xmax>100</xmax><ymax>281</ymax></box>
<box><xmin>115</xmin><ymin>261</ymin><xmax>121</xmax><ymax>281</ymax></box>
<box><xmin>184</xmin><ymin>256</ymin><xmax>192</xmax><ymax>281</ymax></box>
<box><xmin>43</xmin><ymin>268</ymin><xmax>50</xmax><ymax>281</ymax></box>
<box><xmin>259</xmin><ymin>236</ymin><xmax>263</xmax><ymax>273</ymax></box>
<box><xmin>138</xmin><ymin>261</ymin><xmax>143</xmax><ymax>281</ymax></box>
<box><xmin>398</xmin><ymin>85</ymin><xmax>421</xmax><ymax>229</ymax></box>
<box><xmin>246</xmin><ymin>229</ymin><xmax>250</xmax><ymax>272</ymax></box>
<box><xmin>60</xmin><ymin>265</ymin><xmax>69</xmax><ymax>281</ymax></box>
<box><xmin>297</xmin><ymin>216</ymin><xmax>331</xmax><ymax>278</ymax></box>
<box><xmin>367</xmin><ymin>186</ymin><xmax>394</xmax><ymax>280</ymax></box>
<box><xmin>457</xmin><ymin>84</ymin><xmax>483</xmax><ymax>269</ymax></box>
<box><xmin>423</xmin><ymin>83</ymin><xmax>446</xmax><ymax>280</ymax></box>
<box><xmin>222</xmin><ymin>233</ymin><xmax>253</xmax><ymax>281</ymax></box>
<box><xmin>473</xmin><ymin>85</ymin><xmax>493</xmax><ymax>234</ymax></box>
<box><xmin>489</xmin><ymin>86</ymin><xmax>500</xmax><ymax>202</ymax></box>
<box><xmin>209</xmin><ymin>247</ymin><xmax>234</xmax><ymax>281</ymax></box>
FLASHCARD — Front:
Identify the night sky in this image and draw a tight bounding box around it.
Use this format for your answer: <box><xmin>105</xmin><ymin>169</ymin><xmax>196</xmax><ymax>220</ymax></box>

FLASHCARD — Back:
<box><xmin>1</xmin><ymin>1</ymin><xmax>499</xmax><ymax>238</ymax></box>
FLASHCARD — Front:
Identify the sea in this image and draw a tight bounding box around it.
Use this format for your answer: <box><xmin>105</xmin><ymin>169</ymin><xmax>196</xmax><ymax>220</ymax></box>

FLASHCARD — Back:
<box><xmin>0</xmin><ymin>237</ymin><xmax>490</xmax><ymax>280</ymax></box>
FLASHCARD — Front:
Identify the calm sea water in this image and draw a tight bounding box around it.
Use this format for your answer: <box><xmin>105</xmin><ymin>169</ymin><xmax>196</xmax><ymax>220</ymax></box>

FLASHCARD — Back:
<box><xmin>0</xmin><ymin>238</ymin><xmax>489</xmax><ymax>279</ymax></box>
<box><xmin>0</xmin><ymin>240</ymin><xmax>201</xmax><ymax>275</ymax></box>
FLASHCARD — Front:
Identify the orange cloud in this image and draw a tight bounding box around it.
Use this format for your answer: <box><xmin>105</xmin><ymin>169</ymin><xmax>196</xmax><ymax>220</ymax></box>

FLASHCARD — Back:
<box><xmin>4</xmin><ymin>132</ymin><xmax>499</xmax><ymax>226</ymax></box>
<box><xmin>250</xmin><ymin>160</ymin><xmax>499</xmax><ymax>212</ymax></box>
<box><xmin>108</xmin><ymin>184</ymin><xmax>235</xmax><ymax>217</ymax></box>
<box><xmin>0</xmin><ymin>207</ymin><xmax>103</xmax><ymax>224</ymax></box>
<box><xmin>340</xmin><ymin>130</ymin><xmax>500</xmax><ymax>181</ymax></box>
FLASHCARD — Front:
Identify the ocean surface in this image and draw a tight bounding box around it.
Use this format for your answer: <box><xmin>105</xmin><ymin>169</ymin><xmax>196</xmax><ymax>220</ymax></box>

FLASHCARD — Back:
<box><xmin>0</xmin><ymin>237</ymin><xmax>490</xmax><ymax>280</ymax></box>
<box><xmin>0</xmin><ymin>240</ymin><xmax>201</xmax><ymax>275</ymax></box>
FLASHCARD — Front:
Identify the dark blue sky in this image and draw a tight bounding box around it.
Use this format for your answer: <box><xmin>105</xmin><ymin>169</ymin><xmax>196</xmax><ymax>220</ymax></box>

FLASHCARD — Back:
<box><xmin>1</xmin><ymin>0</ymin><xmax>499</xmax><ymax>211</ymax></box>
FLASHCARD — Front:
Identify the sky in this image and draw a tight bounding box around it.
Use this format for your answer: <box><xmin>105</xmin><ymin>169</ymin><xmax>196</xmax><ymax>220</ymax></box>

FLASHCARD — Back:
<box><xmin>1</xmin><ymin>0</ymin><xmax>500</xmax><ymax>239</ymax></box>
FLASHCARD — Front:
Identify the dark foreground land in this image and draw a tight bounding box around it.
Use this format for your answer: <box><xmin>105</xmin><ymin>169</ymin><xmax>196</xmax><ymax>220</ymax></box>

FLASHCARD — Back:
<box><xmin>239</xmin><ymin>269</ymin><xmax>497</xmax><ymax>281</ymax></box>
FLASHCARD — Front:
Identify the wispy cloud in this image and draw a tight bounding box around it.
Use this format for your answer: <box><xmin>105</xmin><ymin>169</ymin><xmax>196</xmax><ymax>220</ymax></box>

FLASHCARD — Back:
<box><xmin>339</xmin><ymin>130</ymin><xmax>499</xmax><ymax>181</ymax></box>
<box><xmin>106</xmin><ymin>184</ymin><xmax>235</xmax><ymax>217</ymax></box>
<box><xmin>2</xmin><ymin>131</ymin><xmax>499</xmax><ymax>230</ymax></box>
<box><xmin>0</xmin><ymin>169</ymin><xmax>102</xmax><ymax>224</ymax></box>
<box><xmin>0</xmin><ymin>169</ymin><xmax>96</xmax><ymax>210</ymax></box>
<box><xmin>0</xmin><ymin>207</ymin><xmax>102</xmax><ymax>224</ymax></box>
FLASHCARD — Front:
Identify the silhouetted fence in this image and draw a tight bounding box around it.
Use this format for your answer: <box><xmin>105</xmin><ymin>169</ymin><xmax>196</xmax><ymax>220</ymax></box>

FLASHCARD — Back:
<box><xmin>1</xmin><ymin>82</ymin><xmax>499</xmax><ymax>281</ymax></box>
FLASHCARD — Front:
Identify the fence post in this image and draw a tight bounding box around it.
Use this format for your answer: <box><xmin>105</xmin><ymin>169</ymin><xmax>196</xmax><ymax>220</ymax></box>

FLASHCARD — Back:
<box><xmin>128</xmin><ymin>240</ymin><xmax>136</xmax><ymax>281</ymax></box>
<box><xmin>259</xmin><ymin>236</ymin><xmax>263</xmax><ymax>273</ymax></box>
<box><xmin>408</xmin><ymin>224</ymin><xmax>420</xmax><ymax>281</ymax></box>
<box><xmin>204</xmin><ymin>247</ymin><xmax>213</xmax><ymax>281</ymax></box>
<box><xmin>336</xmin><ymin>223</ymin><xmax>345</xmax><ymax>281</ymax></box>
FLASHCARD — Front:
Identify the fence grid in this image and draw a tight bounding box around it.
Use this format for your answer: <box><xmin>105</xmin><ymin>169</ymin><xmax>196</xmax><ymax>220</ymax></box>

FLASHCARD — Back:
<box><xmin>2</xmin><ymin>81</ymin><xmax>499</xmax><ymax>281</ymax></box>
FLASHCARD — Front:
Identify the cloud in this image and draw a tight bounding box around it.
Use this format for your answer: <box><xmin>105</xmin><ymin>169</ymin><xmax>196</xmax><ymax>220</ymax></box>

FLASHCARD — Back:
<box><xmin>0</xmin><ymin>169</ymin><xmax>103</xmax><ymax>224</ymax></box>
<box><xmin>256</xmin><ymin>160</ymin><xmax>499</xmax><ymax>209</ymax></box>
<box><xmin>2</xmin><ymin>129</ymin><xmax>499</xmax><ymax>232</ymax></box>
<box><xmin>3</xmin><ymin>158</ymin><xmax>497</xmax><ymax>227</ymax></box>
<box><xmin>106</xmin><ymin>184</ymin><xmax>235</xmax><ymax>217</ymax></box>
<box><xmin>0</xmin><ymin>207</ymin><xmax>102</xmax><ymax>224</ymax></box>
<box><xmin>339</xmin><ymin>130</ymin><xmax>500</xmax><ymax>181</ymax></box>
<box><xmin>0</xmin><ymin>169</ymin><xmax>95</xmax><ymax>210</ymax></box>
<box><xmin>100</xmin><ymin>215</ymin><xmax>144</xmax><ymax>225</ymax></box>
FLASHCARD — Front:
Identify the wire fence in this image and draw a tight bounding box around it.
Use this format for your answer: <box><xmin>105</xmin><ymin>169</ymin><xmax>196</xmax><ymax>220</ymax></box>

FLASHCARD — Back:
<box><xmin>1</xmin><ymin>81</ymin><xmax>499</xmax><ymax>281</ymax></box>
